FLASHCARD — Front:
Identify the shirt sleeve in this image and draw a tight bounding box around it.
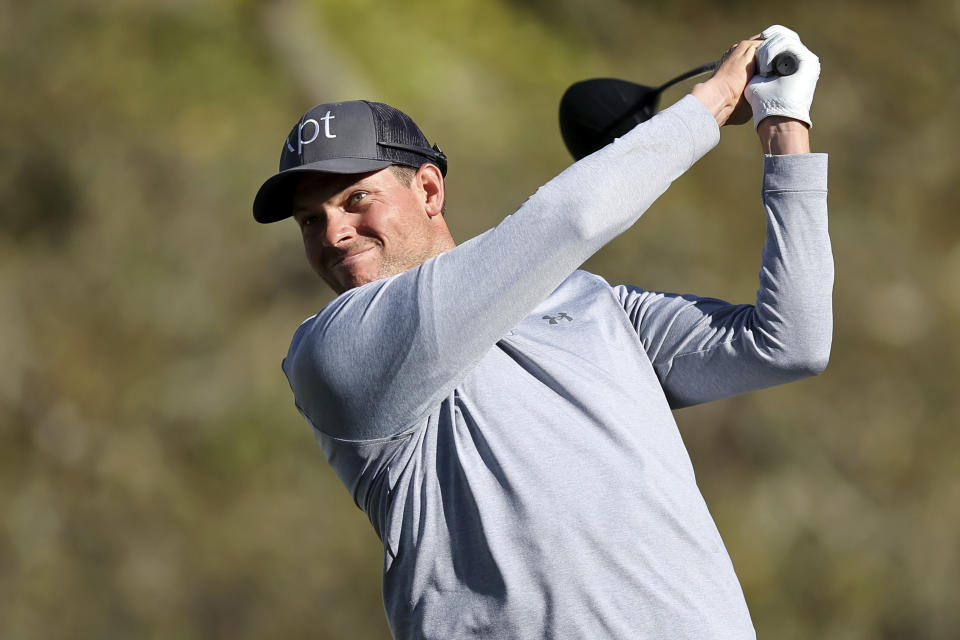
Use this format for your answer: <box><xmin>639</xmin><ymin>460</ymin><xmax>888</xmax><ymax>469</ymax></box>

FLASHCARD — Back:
<box><xmin>614</xmin><ymin>153</ymin><xmax>833</xmax><ymax>409</ymax></box>
<box><xmin>283</xmin><ymin>95</ymin><xmax>721</xmax><ymax>440</ymax></box>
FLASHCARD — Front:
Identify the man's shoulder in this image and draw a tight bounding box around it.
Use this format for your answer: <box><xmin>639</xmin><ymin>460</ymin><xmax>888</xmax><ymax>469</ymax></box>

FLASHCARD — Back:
<box><xmin>286</xmin><ymin>313</ymin><xmax>318</xmax><ymax>354</ymax></box>
<box><xmin>539</xmin><ymin>270</ymin><xmax>625</xmax><ymax>314</ymax></box>
<box><xmin>284</xmin><ymin>277</ymin><xmax>393</xmax><ymax>351</ymax></box>
<box><xmin>560</xmin><ymin>269</ymin><xmax>612</xmax><ymax>292</ymax></box>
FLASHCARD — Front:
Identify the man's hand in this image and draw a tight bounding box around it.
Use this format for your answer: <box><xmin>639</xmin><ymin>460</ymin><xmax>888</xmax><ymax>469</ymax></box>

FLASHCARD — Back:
<box><xmin>691</xmin><ymin>36</ymin><xmax>762</xmax><ymax>127</ymax></box>
<box><xmin>745</xmin><ymin>25</ymin><xmax>820</xmax><ymax>130</ymax></box>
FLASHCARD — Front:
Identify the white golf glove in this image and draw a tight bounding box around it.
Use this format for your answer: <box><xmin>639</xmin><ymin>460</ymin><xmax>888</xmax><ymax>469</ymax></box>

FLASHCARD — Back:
<box><xmin>745</xmin><ymin>25</ymin><xmax>820</xmax><ymax>129</ymax></box>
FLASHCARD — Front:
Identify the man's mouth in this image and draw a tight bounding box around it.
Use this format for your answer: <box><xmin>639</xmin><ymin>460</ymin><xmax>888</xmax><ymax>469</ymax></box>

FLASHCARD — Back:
<box><xmin>330</xmin><ymin>247</ymin><xmax>374</xmax><ymax>268</ymax></box>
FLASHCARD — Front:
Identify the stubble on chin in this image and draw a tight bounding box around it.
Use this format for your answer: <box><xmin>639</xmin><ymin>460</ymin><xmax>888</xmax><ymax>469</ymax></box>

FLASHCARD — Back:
<box><xmin>321</xmin><ymin>240</ymin><xmax>451</xmax><ymax>294</ymax></box>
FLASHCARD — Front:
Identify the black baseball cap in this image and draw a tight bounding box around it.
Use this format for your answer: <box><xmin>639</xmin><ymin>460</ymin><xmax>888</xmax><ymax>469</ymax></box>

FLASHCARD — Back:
<box><xmin>253</xmin><ymin>100</ymin><xmax>447</xmax><ymax>224</ymax></box>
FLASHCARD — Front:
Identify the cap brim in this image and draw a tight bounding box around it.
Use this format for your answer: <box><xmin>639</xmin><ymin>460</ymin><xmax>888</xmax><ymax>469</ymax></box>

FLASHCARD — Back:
<box><xmin>252</xmin><ymin>157</ymin><xmax>396</xmax><ymax>224</ymax></box>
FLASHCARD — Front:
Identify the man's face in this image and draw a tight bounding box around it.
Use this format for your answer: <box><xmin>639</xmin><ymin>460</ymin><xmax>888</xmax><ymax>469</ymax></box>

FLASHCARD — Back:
<box><xmin>292</xmin><ymin>167</ymin><xmax>445</xmax><ymax>294</ymax></box>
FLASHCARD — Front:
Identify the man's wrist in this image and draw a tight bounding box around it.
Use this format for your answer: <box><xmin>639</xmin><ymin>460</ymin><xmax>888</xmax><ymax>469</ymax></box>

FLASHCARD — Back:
<box><xmin>691</xmin><ymin>79</ymin><xmax>736</xmax><ymax>127</ymax></box>
<box><xmin>758</xmin><ymin>117</ymin><xmax>811</xmax><ymax>154</ymax></box>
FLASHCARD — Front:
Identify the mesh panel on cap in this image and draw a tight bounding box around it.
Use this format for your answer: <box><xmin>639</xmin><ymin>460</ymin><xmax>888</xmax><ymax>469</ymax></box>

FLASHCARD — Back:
<box><xmin>365</xmin><ymin>101</ymin><xmax>434</xmax><ymax>168</ymax></box>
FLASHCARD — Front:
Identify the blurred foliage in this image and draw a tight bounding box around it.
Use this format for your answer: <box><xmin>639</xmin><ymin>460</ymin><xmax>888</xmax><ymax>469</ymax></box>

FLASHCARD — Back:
<box><xmin>1</xmin><ymin>0</ymin><xmax>958</xmax><ymax>638</ymax></box>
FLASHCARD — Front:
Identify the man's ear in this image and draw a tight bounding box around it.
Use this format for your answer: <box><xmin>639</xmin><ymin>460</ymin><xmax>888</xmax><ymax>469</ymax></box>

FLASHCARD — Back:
<box><xmin>415</xmin><ymin>163</ymin><xmax>445</xmax><ymax>218</ymax></box>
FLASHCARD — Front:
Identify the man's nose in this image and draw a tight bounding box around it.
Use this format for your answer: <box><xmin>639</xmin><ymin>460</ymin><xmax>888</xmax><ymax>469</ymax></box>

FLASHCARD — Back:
<box><xmin>322</xmin><ymin>211</ymin><xmax>355</xmax><ymax>247</ymax></box>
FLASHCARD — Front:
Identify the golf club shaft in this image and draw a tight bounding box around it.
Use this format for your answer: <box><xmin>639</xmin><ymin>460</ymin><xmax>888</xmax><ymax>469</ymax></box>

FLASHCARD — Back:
<box><xmin>654</xmin><ymin>61</ymin><xmax>720</xmax><ymax>93</ymax></box>
<box><xmin>656</xmin><ymin>50</ymin><xmax>798</xmax><ymax>95</ymax></box>
<box><xmin>561</xmin><ymin>51</ymin><xmax>798</xmax><ymax>157</ymax></box>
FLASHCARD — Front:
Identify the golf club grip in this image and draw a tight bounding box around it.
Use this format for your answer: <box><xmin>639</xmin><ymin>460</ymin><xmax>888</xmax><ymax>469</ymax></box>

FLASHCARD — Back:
<box><xmin>771</xmin><ymin>51</ymin><xmax>798</xmax><ymax>76</ymax></box>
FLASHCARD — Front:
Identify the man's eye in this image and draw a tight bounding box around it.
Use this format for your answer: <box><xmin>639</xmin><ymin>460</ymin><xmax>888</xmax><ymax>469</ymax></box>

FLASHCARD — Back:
<box><xmin>349</xmin><ymin>192</ymin><xmax>368</xmax><ymax>206</ymax></box>
<box><xmin>301</xmin><ymin>215</ymin><xmax>318</xmax><ymax>227</ymax></box>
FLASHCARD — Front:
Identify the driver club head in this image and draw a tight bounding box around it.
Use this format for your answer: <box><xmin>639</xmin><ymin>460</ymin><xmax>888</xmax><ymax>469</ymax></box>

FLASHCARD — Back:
<box><xmin>559</xmin><ymin>78</ymin><xmax>661</xmax><ymax>161</ymax></box>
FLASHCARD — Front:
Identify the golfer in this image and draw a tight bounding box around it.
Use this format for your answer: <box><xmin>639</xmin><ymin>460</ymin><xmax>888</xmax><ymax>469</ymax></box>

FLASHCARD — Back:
<box><xmin>253</xmin><ymin>25</ymin><xmax>831</xmax><ymax>640</ymax></box>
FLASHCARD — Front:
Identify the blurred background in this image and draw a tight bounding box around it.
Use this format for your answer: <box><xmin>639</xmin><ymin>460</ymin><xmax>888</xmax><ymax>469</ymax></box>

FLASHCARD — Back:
<box><xmin>1</xmin><ymin>0</ymin><xmax>958</xmax><ymax>638</ymax></box>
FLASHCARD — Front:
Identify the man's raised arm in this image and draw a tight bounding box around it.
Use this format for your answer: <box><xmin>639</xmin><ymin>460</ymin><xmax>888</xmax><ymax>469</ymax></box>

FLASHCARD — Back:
<box><xmin>284</xmin><ymin>97</ymin><xmax>718</xmax><ymax>439</ymax></box>
<box><xmin>283</xmin><ymin>37</ymin><xmax>772</xmax><ymax>440</ymax></box>
<box><xmin>617</xmin><ymin>25</ymin><xmax>831</xmax><ymax>407</ymax></box>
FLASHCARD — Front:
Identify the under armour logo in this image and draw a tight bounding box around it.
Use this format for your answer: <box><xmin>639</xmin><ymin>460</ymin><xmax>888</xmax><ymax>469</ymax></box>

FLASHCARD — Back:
<box><xmin>286</xmin><ymin>111</ymin><xmax>338</xmax><ymax>154</ymax></box>
<box><xmin>542</xmin><ymin>312</ymin><xmax>573</xmax><ymax>325</ymax></box>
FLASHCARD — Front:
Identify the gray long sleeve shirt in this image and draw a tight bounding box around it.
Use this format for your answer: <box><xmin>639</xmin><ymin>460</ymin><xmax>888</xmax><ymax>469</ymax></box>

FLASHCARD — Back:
<box><xmin>283</xmin><ymin>95</ymin><xmax>833</xmax><ymax>639</ymax></box>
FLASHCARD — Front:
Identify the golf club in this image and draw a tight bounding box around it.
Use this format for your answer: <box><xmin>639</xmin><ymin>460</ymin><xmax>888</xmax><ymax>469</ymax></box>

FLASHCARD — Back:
<box><xmin>559</xmin><ymin>51</ymin><xmax>798</xmax><ymax>161</ymax></box>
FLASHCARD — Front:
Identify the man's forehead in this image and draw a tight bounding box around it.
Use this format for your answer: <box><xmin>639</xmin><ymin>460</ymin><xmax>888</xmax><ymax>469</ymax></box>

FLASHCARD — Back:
<box><xmin>292</xmin><ymin>169</ymin><xmax>385</xmax><ymax>205</ymax></box>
